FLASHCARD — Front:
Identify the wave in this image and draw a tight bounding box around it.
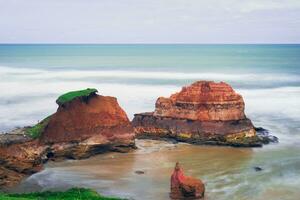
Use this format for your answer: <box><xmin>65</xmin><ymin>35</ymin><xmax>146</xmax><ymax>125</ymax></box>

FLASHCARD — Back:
<box><xmin>0</xmin><ymin>65</ymin><xmax>300</xmax><ymax>133</ymax></box>
<box><xmin>1</xmin><ymin>66</ymin><xmax>300</xmax><ymax>87</ymax></box>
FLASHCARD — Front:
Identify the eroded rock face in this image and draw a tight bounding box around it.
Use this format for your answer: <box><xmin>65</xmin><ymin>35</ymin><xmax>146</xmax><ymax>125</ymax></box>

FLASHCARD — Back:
<box><xmin>42</xmin><ymin>93</ymin><xmax>136</xmax><ymax>159</ymax></box>
<box><xmin>155</xmin><ymin>81</ymin><xmax>245</xmax><ymax>121</ymax></box>
<box><xmin>0</xmin><ymin>139</ymin><xmax>48</xmax><ymax>187</ymax></box>
<box><xmin>170</xmin><ymin>162</ymin><xmax>205</xmax><ymax>199</ymax></box>
<box><xmin>42</xmin><ymin>94</ymin><xmax>134</xmax><ymax>145</ymax></box>
<box><xmin>0</xmin><ymin>91</ymin><xmax>135</xmax><ymax>188</ymax></box>
<box><xmin>133</xmin><ymin>81</ymin><xmax>262</xmax><ymax>147</ymax></box>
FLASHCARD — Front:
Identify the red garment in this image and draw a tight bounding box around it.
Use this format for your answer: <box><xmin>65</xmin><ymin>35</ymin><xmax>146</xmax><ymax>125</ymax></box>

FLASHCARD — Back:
<box><xmin>171</xmin><ymin>167</ymin><xmax>186</xmax><ymax>188</ymax></box>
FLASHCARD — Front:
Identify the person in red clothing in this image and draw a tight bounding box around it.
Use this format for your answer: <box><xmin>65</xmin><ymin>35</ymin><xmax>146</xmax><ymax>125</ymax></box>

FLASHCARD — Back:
<box><xmin>170</xmin><ymin>162</ymin><xmax>205</xmax><ymax>200</ymax></box>
<box><xmin>171</xmin><ymin>162</ymin><xmax>185</xmax><ymax>187</ymax></box>
<box><xmin>170</xmin><ymin>162</ymin><xmax>184</xmax><ymax>199</ymax></box>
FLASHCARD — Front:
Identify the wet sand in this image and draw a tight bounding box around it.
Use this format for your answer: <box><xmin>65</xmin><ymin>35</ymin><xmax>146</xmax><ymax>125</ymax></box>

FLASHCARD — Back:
<box><xmin>13</xmin><ymin>139</ymin><xmax>298</xmax><ymax>200</ymax></box>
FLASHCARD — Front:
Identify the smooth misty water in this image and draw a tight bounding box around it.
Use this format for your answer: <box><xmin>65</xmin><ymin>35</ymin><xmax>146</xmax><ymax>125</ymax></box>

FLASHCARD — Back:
<box><xmin>1</xmin><ymin>44</ymin><xmax>300</xmax><ymax>200</ymax></box>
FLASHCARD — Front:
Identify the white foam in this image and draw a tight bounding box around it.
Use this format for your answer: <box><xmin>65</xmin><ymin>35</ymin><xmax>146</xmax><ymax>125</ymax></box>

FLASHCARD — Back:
<box><xmin>0</xmin><ymin>66</ymin><xmax>299</xmax><ymax>83</ymax></box>
<box><xmin>239</xmin><ymin>87</ymin><xmax>300</xmax><ymax>121</ymax></box>
<box><xmin>0</xmin><ymin>65</ymin><xmax>300</xmax><ymax>132</ymax></box>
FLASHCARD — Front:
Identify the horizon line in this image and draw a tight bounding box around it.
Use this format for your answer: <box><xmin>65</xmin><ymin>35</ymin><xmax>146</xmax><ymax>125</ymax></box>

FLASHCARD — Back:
<box><xmin>0</xmin><ymin>43</ymin><xmax>300</xmax><ymax>45</ymax></box>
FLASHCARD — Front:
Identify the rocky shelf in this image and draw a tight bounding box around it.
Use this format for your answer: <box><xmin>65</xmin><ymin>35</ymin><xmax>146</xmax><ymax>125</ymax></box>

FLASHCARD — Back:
<box><xmin>0</xmin><ymin>89</ymin><xmax>135</xmax><ymax>188</ymax></box>
<box><xmin>132</xmin><ymin>81</ymin><xmax>278</xmax><ymax>147</ymax></box>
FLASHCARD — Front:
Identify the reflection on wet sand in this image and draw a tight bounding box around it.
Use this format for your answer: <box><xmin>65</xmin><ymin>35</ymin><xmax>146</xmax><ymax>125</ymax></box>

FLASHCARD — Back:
<box><xmin>13</xmin><ymin>139</ymin><xmax>253</xmax><ymax>200</ymax></box>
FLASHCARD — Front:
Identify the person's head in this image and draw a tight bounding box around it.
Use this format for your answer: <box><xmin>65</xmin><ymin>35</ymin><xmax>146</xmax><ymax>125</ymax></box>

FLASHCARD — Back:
<box><xmin>175</xmin><ymin>162</ymin><xmax>180</xmax><ymax>171</ymax></box>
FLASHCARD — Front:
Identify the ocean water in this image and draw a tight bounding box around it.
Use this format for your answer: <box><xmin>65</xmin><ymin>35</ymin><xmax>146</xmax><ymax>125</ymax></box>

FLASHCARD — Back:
<box><xmin>1</xmin><ymin>44</ymin><xmax>300</xmax><ymax>200</ymax></box>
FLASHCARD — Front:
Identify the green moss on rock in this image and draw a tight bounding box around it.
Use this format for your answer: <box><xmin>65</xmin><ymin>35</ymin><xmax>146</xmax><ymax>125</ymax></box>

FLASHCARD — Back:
<box><xmin>25</xmin><ymin>115</ymin><xmax>52</xmax><ymax>139</ymax></box>
<box><xmin>178</xmin><ymin>133</ymin><xmax>192</xmax><ymax>139</ymax></box>
<box><xmin>56</xmin><ymin>88</ymin><xmax>98</xmax><ymax>106</ymax></box>
<box><xmin>0</xmin><ymin>188</ymin><xmax>125</xmax><ymax>200</ymax></box>
<box><xmin>225</xmin><ymin>135</ymin><xmax>262</xmax><ymax>147</ymax></box>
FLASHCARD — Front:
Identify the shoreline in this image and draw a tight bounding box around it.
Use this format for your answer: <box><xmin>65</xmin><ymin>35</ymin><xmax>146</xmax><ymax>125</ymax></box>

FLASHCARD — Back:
<box><xmin>4</xmin><ymin>139</ymin><xmax>266</xmax><ymax>200</ymax></box>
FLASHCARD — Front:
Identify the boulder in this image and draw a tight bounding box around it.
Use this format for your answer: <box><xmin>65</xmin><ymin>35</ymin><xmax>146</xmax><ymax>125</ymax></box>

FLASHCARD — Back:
<box><xmin>133</xmin><ymin>81</ymin><xmax>268</xmax><ymax>147</ymax></box>
<box><xmin>170</xmin><ymin>162</ymin><xmax>205</xmax><ymax>199</ymax></box>
<box><xmin>255</xmin><ymin>127</ymin><xmax>278</xmax><ymax>144</ymax></box>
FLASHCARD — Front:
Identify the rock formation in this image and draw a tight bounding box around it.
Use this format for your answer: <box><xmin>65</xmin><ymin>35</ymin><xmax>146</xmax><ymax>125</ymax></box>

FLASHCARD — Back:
<box><xmin>0</xmin><ymin>136</ymin><xmax>47</xmax><ymax>187</ymax></box>
<box><xmin>41</xmin><ymin>91</ymin><xmax>135</xmax><ymax>158</ymax></box>
<box><xmin>132</xmin><ymin>81</ymin><xmax>266</xmax><ymax>147</ymax></box>
<box><xmin>0</xmin><ymin>89</ymin><xmax>135</xmax><ymax>187</ymax></box>
<box><xmin>170</xmin><ymin>162</ymin><xmax>205</xmax><ymax>199</ymax></box>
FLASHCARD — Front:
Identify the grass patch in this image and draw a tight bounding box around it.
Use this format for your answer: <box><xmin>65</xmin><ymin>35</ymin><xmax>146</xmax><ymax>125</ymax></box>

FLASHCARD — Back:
<box><xmin>25</xmin><ymin>115</ymin><xmax>52</xmax><ymax>139</ymax></box>
<box><xmin>0</xmin><ymin>188</ymin><xmax>125</xmax><ymax>200</ymax></box>
<box><xmin>56</xmin><ymin>88</ymin><xmax>98</xmax><ymax>106</ymax></box>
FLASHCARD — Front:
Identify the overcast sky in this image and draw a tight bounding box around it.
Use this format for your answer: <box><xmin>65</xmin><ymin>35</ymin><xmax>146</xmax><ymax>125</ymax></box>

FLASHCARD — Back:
<box><xmin>0</xmin><ymin>0</ymin><xmax>300</xmax><ymax>43</ymax></box>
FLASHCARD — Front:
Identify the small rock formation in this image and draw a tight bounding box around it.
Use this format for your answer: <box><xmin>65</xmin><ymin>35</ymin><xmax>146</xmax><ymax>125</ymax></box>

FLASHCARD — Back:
<box><xmin>0</xmin><ymin>138</ymin><xmax>47</xmax><ymax>187</ymax></box>
<box><xmin>0</xmin><ymin>129</ymin><xmax>31</xmax><ymax>146</ymax></box>
<box><xmin>170</xmin><ymin>162</ymin><xmax>205</xmax><ymax>200</ymax></box>
<box><xmin>255</xmin><ymin>127</ymin><xmax>278</xmax><ymax>144</ymax></box>
<box><xmin>254</xmin><ymin>166</ymin><xmax>263</xmax><ymax>172</ymax></box>
<box><xmin>133</xmin><ymin>81</ymin><xmax>273</xmax><ymax>147</ymax></box>
<box><xmin>134</xmin><ymin>170</ymin><xmax>145</xmax><ymax>175</ymax></box>
<box><xmin>0</xmin><ymin>89</ymin><xmax>135</xmax><ymax>187</ymax></box>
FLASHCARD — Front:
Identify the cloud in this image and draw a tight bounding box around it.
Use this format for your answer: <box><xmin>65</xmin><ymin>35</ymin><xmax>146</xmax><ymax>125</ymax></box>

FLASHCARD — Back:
<box><xmin>0</xmin><ymin>0</ymin><xmax>299</xmax><ymax>43</ymax></box>
<box><xmin>234</xmin><ymin>0</ymin><xmax>300</xmax><ymax>13</ymax></box>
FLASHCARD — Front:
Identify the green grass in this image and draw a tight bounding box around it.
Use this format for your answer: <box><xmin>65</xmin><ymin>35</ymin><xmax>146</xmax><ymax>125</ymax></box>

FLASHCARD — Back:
<box><xmin>0</xmin><ymin>188</ymin><xmax>125</xmax><ymax>200</ymax></box>
<box><xmin>25</xmin><ymin>115</ymin><xmax>52</xmax><ymax>139</ymax></box>
<box><xmin>56</xmin><ymin>88</ymin><xmax>98</xmax><ymax>105</ymax></box>
<box><xmin>25</xmin><ymin>88</ymin><xmax>98</xmax><ymax>138</ymax></box>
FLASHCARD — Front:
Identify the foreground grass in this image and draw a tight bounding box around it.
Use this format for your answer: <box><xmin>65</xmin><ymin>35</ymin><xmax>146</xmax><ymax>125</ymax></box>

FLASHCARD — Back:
<box><xmin>25</xmin><ymin>115</ymin><xmax>52</xmax><ymax>139</ymax></box>
<box><xmin>0</xmin><ymin>188</ymin><xmax>125</xmax><ymax>200</ymax></box>
<box><xmin>56</xmin><ymin>88</ymin><xmax>98</xmax><ymax>105</ymax></box>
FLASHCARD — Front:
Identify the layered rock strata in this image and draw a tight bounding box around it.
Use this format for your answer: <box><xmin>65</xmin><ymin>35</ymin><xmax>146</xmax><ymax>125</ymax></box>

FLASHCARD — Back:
<box><xmin>0</xmin><ymin>89</ymin><xmax>135</xmax><ymax>187</ymax></box>
<box><xmin>133</xmin><ymin>81</ymin><xmax>264</xmax><ymax>147</ymax></box>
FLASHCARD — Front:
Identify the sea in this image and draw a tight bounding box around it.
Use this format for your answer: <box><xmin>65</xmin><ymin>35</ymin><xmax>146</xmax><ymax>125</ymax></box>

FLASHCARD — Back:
<box><xmin>0</xmin><ymin>44</ymin><xmax>300</xmax><ymax>200</ymax></box>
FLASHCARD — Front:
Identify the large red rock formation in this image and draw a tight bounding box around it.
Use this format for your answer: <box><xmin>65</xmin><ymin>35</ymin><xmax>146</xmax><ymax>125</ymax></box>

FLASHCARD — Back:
<box><xmin>41</xmin><ymin>92</ymin><xmax>135</xmax><ymax>159</ymax></box>
<box><xmin>40</xmin><ymin>93</ymin><xmax>135</xmax><ymax>158</ymax></box>
<box><xmin>154</xmin><ymin>81</ymin><xmax>245</xmax><ymax>121</ymax></box>
<box><xmin>0</xmin><ymin>90</ymin><xmax>135</xmax><ymax>187</ymax></box>
<box><xmin>170</xmin><ymin>162</ymin><xmax>205</xmax><ymax>199</ymax></box>
<box><xmin>133</xmin><ymin>81</ymin><xmax>262</xmax><ymax>147</ymax></box>
<box><xmin>42</xmin><ymin>94</ymin><xmax>134</xmax><ymax>145</ymax></box>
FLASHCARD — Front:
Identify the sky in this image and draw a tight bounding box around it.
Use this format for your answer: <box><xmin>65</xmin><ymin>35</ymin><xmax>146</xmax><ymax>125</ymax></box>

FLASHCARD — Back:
<box><xmin>0</xmin><ymin>0</ymin><xmax>300</xmax><ymax>44</ymax></box>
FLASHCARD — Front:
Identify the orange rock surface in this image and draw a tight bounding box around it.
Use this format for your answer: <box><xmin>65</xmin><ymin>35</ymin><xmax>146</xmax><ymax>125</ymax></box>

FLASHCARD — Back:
<box><xmin>42</xmin><ymin>94</ymin><xmax>134</xmax><ymax>144</ymax></box>
<box><xmin>170</xmin><ymin>162</ymin><xmax>205</xmax><ymax>199</ymax></box>
<box><xmin>133</xmin><ymin>81</ymin><xmax>261</xmax><ymax>147</ymax></box>
<box><xmin>154</xmin><ymin>81</ymin><xmax>245</xmax><ymax>121</ymax></box>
